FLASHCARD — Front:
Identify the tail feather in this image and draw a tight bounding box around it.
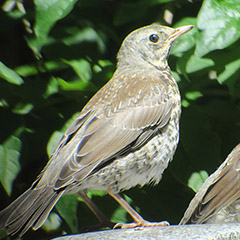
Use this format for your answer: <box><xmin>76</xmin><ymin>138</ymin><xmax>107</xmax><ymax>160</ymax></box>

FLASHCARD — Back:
<box><xmin>32</xmin><ymin>191</ymin><xmax>63</xmax><ymax>231</ymax></box>
<box><xmin>0</xmin><ymin>186</ymin><xmax>64</xmax><ymax>237</ymax></box>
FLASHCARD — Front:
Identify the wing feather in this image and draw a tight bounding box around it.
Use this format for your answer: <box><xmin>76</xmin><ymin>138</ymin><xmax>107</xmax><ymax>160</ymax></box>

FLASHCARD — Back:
<box><xmin>38</xmin><ymin>72</ymin><xmax>173</xmax><ymax>191</ymax></box>
<box><xmin>180</xmin><ymin>144</ymin><xmax>240</xmax><ymax>224</ymax></box>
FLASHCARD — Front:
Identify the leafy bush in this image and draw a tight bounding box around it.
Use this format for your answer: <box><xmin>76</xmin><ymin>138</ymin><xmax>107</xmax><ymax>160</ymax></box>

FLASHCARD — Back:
<box><xmin>0</xmin><ymin>0</ymin><xmax>239</xmax><ymax>239</ymax></box>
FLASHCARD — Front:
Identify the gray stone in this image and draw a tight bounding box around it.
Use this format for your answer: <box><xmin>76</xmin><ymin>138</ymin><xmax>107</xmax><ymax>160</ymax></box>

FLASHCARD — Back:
<box><xmin>52</xmin><ymin>224</ymin><xmax>240</xmax><ymax>240</ymax></box>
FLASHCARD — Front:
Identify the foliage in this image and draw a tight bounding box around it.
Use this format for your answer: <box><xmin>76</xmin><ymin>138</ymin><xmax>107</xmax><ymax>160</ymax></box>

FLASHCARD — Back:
<box><xmin>0</xmin><ymin>0</ymin><xmax>239</xmax><ymax>239</ymax></box>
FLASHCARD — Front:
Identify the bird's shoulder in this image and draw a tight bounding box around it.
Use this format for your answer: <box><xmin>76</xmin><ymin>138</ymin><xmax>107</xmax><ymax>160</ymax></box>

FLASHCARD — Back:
<box><xmin>84</xmin><ymin>68</ymin><xmax>174</xmax><ymax>114</ymax></box>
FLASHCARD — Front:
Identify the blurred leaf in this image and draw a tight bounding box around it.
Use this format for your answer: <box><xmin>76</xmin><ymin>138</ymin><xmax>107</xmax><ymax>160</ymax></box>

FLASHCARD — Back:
<box><xmin>217</xmin><ymin>58</ymin><xmax>240</xmax><ymax>84</ymax></box>
<box><xmin>171</xmin><ymin>17</ymin><xmax>197</xmax><ymax>56</ymax></box>
<box><xmin>42</xmin><ymin>212</ymin><xmax>62</xmax><ymax>232</ymax></box>
<box><xmin>0</xmin><ymin>134</ymin><xmax>22</xmax><ymax>195</ymax></box>
<box><xmin>63</xmin><ymin>27</ymin><xmax>106</xmax><ymax>54</ymax></box>
<box><xmin>2</xmin><ymin>0</ymin><xmax>16</xmax><ymax>12</ymax></box>
<box><xmin>57</xmin><ymin>77</ymin><xmax>95</xmax><ymax>91</ymax></box>
<box><xmin>56</xmin><ymin>194</ymin><xmax>78</xmax><ymax>233</ymax></box>
<box><xmin>185</xmin><ymin>91</ymin><xmax>203</xmax><ymax>101</ymax></box>
<box><xmin>47</xmin><ymin>112</ymin><xmax>80</xmax><ymax>157</ymax></box>
<box><xmin>64</xmin><ymin>59</ymin><xmax>92</xmax><ymax>82</ymax></box>
<box><xmin>110</xmin><ymin>194</ymin><xmax>132</xmax><ymax>223</ymax></box>
<box><xmin>47</xmin><ymin>131</ymin><xmax>62</xmax><ymax>158</ymax></box>
<box><xmin>186</xmin><ymin>55</ymin><xmax>214</xmax><ymax>73</ymax></box>
<box><xmin>15</xmin><ymin>65</ymin><xmax>38</xmax><ymax>77</ymax></box>
<box><xmin>176</xmin><ymin>51</ymin><xmax>192</xmax><ymax>80</ymax></box>
<box><xmin>188</xmin><ymin>170</ymin><xmax>209</xmax><ymax>192</ymax></box>
<box><xmin>88</xmin><ymin>190</ymin><xmax>107</xmax><ymax>198</ymax></box>
<box><xmin>0</xmin><ymin>61</ymin><xmax>24</xmax><ymax>85</ymax></box>
<box><xmin>43</xmin><ymin>76</ymin><xmax>59</xmax><ymax>98</ymax></box>
<box><xmin>111</xmin><ymin>204</ymin><xmax>128</xmax><ymax>223</ymax></box>
<box><xmin>30</xmin><ymin>0</ymin><xmax>78</xmax><ymax>55</ymax></box>
<box><xmin>12</xmin><ymin>103</ymin><xmax>34</xmax><ymax>115</ymax></box>
<box><xmin>196</xmin><ymin>0</ymin><xmax>240</xmax><ymax>56</ymax></box>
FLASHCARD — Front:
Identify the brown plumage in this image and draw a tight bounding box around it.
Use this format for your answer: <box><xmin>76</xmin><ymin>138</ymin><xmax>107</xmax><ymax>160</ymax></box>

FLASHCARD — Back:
<box><xmin>180</xmin><ymin>143</ymin><xmax>240</xmax><ymax>224</ymax></box>
<box><xmin>0</xmin><ymin>24</ymin><xmax>193</xmax><ymax>237</ymax></box>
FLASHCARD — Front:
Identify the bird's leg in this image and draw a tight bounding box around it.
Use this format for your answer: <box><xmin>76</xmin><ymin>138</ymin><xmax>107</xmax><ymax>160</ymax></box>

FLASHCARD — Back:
<box><xmin>108</xmin><ymin>188</ymin><xmax>169</xmax><ymax>229</ymax></box>
<box><xmin>77</xmin><ymin>191</ymin><xmax>114</xmax><ymax>229</ymax></box>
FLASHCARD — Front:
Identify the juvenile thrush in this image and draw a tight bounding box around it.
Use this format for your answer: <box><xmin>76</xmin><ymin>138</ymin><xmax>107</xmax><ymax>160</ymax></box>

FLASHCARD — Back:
<box><xmin>0</xmin><ymin>24</ymin><xmax>193</xmax><ymax>237</ymax></box>
<box><xmin>180</xmin><ymin>143</ymin><xmax>240</xmax><ymax>224</ymax></box>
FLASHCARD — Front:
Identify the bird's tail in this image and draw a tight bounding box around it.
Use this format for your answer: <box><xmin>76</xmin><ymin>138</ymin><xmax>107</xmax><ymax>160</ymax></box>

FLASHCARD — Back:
<box><xmin>0</xmin><ymin>186</ymin><xmax>64</xmax><ymax>237</ymax></box>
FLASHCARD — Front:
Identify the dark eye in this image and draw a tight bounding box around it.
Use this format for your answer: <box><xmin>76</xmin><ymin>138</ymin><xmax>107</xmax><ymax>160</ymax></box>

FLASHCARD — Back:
<box><xmin>149</xmin><ymin>34</ymin><xmax>159</xmax><ymax>43</ymax></box>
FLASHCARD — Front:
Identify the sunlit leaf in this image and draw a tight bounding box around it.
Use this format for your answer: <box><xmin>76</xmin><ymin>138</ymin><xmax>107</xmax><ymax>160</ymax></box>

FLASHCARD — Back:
<box><xmin>43</xmin><ymin>76</ymin><xmax>59</xmax><ymax>98</ymax></box>
<box><xmin>0</xmin><ymin>135</ymin><xmax>22</xmax><ymax>195</ymax></box>
<box><xmin>217</xmin><ymin>58</ymin><xmax>240</xmax><ymax>84</ymax></box>
<box><xmin>47</xmin><ymin>131</ymin><xmax>63</xmax><ymax>158</ymax></box>
<box><xmin>63</xmin><ymin>59</ymin><xmax>92</xmax><ymax>82</ymax></box>
<box><xmin>195</xmin><ymin>0</ymin><xmax>240</xmax><ymax>56</ymax></box>
<box><xmin>12</xmin><ymin>103</ymin><xmax>34</xmax><ymax>115</ymax></box>
<box><xmin>30</xmin><ymin>0</ymin><xmax>78</xmax><ymax>55</ymax></box>
<box><xmin>171</xmin><ymin>17</ymin><xmax>197</xmax><ymax>56</ymax></box>
<box><xmin>0</xmin><ymin>62</ymin><xmax>24</xmax><ymax>85</ymax></box>
<box><xmin>186</xmin><ymin>55</ymin><xmax>214</xmax><ymax>73</ymax></box>
<box><xmin>185</xmin><ymin>91</ymin><xmax>203</xmax><ymax>101</ymax></box>
<box><xmin>42</xmin><ymin>212</ymin><xmax>62</xmax><ymax>232</ymax></box>
<box><xmin>56</xmin><ymin>195</ymin><xmax>78</xmax><ymax>233</ymax></box>
<box><xmin>188</xmin><ymin>170</ymin><xmax>209</xmax><ymax>192</ymax></box>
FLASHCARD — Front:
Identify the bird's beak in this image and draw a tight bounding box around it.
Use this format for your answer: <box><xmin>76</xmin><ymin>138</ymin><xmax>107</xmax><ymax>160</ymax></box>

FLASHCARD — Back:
<box><xmin>168</xmin><ymin>25</ymin><xmax>194</xmax><ymax>42</ymax></box>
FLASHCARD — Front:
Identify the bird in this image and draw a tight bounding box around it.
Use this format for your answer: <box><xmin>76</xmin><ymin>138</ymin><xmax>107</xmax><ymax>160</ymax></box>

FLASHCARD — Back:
<box><xmin>180</xmin><ymin>143</ymin><xmax>240</xmax><ymax>224</ymax></box>
<box><xmin>0</xmin><ymin>24</ymin><xmax>193</xmax><ymax>237</ymax></box>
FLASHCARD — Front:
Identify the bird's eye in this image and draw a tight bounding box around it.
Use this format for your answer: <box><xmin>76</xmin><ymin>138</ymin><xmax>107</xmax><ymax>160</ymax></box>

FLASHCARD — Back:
<box><xmin>149</xmin><ymin>34</ymin><xmax>159</xmax><ymax>43</ymax></box>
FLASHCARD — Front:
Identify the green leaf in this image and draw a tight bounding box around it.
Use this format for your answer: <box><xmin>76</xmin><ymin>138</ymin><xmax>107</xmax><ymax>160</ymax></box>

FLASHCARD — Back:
<box><xmin>30</xmin><ymin>0</ymin><xmax>78</xmax><ymax>55</ymax></box>
<box><xmin>176</xmin><ymin>51</ymin><xmax>192</xmax><ymax>80</ymax></box>
<box><xmin>64</xmin><ymin>59</ymin><xmax>92</xmax><ymax>82</ymax></box>
<box><xmin>186</xmin><ymin>55</ymin><xmax>214</xmax><ymax>73</ymax></box>
<box><xmin>88</xmin><ymin>190</ymin><xmax>107</xmax><ymax>198</ymax></box>
<box><xmin>171</xmin><ymin>17</ymin><xmax>197</xmax><ymax>56</ymax></box>
<box><xmin>56</xmin><ymin>194</ymin><xmax>78</xmax><ymax>233</ymax></box>
<box><xmin>12</xmin><ymin>103</ymin><xmax>34</xmax><ymax>115</ymax></box>
<box><xmin>110</xmin><ymin>194</ymin><xmax>132</xmax><ymax>223</ymax></box>
<box><xmin>15</xmin><ymin>65</ymin><xmax>38</xmax><ymax>77</ymax></box>
<box><xmin>42</xmin><ymin>212</ymin><xmax>62</xmax><ymax>232</ymax></box>
<box><xmin>0</xmin><ymin>61</ymin><xmax>24</xmax><ymax>85</ymax></box>
<box><xmin>57</xmin><ymin>77</ymin><xmax>94</xmax><ymax>91</ymax></box>
<box><xmin>47</xmin><ymin>131</ymin><xmax>63</xmax><ymax>158</ymax></box>
<box><xmin>195</xmin><ymin>0</ymin><xmax>240</xmax><ymax>57</ymax></box>
<box><xmin>217</xmin><ymin>58</ymin><xmax>240</xmax><ymax>84</ymax></box>
<box><xmin>0</xmin><ymin>135</ymin><xmax>22</xmax><ymax>195</ymax></box>
<box><xmin>47</xmin><ymin>112</ymin><xmax>80</xmax><ymax>157</ymax></box>
<box><xmin>188</xmin><ymin>170</ymin><xmax>209</xmax><ymax>192</ymax></box>
<box><xmin>185</xmin><ymin>91</ymin><xmax>203</xmax><ymax>101</ymax></box>
<box><xmin>43</xmin><ymin>76</ymin><xmax>59</xmax><ymax>98</ymax></box>
<box><xmin>63</xmin><ymin>26</ymin><xmax>106</xmax><ymax>54</ymax></box>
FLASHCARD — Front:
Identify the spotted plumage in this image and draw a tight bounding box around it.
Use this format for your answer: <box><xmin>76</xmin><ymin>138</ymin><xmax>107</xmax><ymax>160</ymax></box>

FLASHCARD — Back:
<box><xmin>0</xmin><ymin>24</ymin><xmax>193</xmax><ymax>237</ymax></box>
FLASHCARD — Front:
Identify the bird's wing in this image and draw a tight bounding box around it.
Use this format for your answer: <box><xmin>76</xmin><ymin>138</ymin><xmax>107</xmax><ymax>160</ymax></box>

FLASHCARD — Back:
<box><xmin>39</xmin><ymin>72</ymin><xmax>173</xmax><ymax>190</ymax></box>
<box><xmin>180</xmin><ymin>144</ymin><xmax>240</xmax><ymax>224</ymax></box>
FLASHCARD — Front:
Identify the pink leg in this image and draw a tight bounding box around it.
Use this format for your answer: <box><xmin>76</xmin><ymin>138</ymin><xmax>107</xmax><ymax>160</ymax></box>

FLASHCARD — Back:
<box><xmin>108</xmin><ymin>188</ymin><xmax>169</xmax><ymax>229</ymax></box>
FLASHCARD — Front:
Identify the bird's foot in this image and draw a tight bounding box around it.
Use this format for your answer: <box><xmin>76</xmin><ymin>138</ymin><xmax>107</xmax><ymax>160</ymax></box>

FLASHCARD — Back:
<box><xmin>113</xmin><ymin>220</ymin><xmax>169</xmax><ymax>229</ymax></box>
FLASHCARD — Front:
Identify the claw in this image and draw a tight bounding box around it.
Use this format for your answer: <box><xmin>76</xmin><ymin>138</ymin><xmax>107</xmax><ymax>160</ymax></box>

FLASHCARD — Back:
<box><xmin>113</xmin><ymin>220</ymin><xmax>169</xmax><ymax>229</ymax></box>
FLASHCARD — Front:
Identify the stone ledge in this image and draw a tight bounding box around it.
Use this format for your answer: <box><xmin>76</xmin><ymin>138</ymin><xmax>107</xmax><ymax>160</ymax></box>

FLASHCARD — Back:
<box><xmin>52</xmin><ymin>223</ymin><xmax>240</xmax><ymax>240</ymax></box>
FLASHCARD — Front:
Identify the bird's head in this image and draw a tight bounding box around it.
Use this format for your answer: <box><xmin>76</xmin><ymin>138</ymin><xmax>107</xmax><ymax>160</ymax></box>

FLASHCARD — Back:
<box><xmin>117</xmin><ymin>24</ymin><xmax>194</xmax><ymax>70</ymax></box>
